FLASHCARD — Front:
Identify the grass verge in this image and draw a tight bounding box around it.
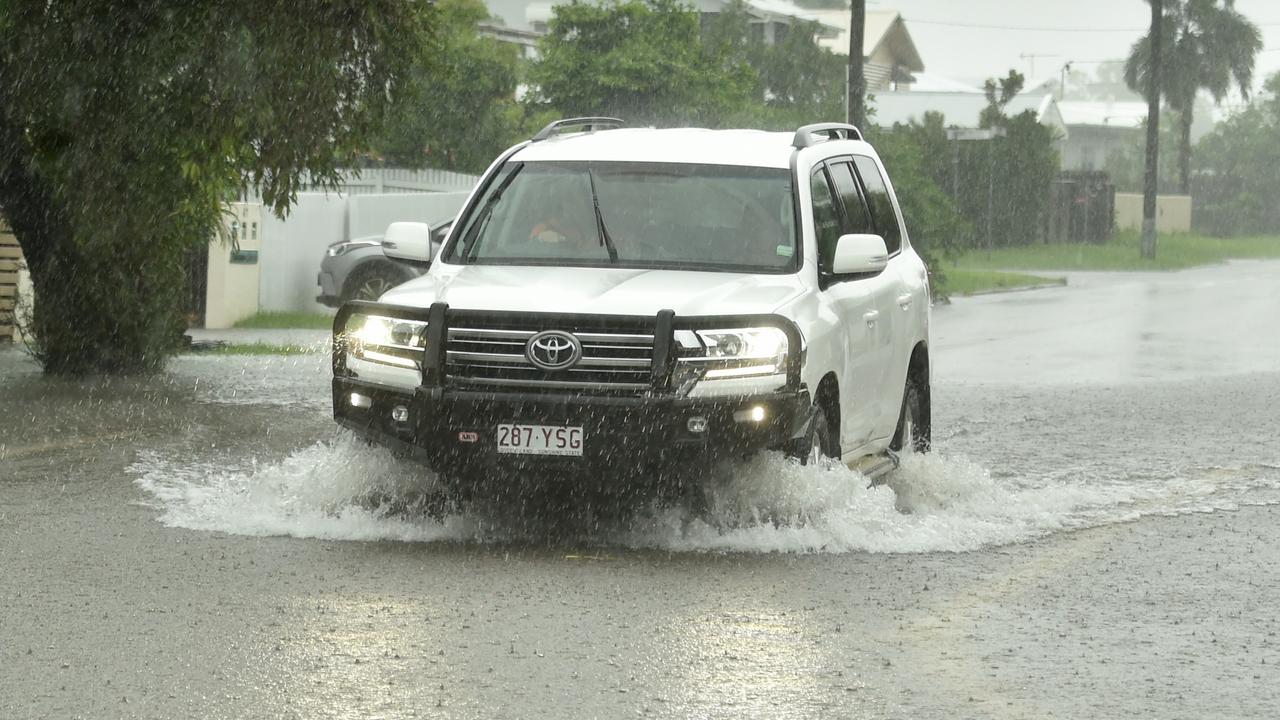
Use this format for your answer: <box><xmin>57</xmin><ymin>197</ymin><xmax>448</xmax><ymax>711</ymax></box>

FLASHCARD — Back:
<box><xmin>937</xmin><ymin>269</ymin><xmax>1065</xmax><ymax>296</ymax></box>
<box><xmin>192</xmin><ymin>342</ymin><xmax>321</xmax><ymax>356</ymax></box>
<box><xmin>951</xmin><ymin>231</ymin><xmax>1280</xmax><ymax>272</ymax></box>
<box><xmin>233</xmin><ymin>311</ymin><xmax>335</xmax><ymax>330</ymax></box>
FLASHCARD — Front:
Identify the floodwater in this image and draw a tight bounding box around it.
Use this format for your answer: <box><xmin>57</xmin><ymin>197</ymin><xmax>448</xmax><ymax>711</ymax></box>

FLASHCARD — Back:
<box><xmin>3</xmin><ymin>259</ymin><xmax>1279</xmax><ymax>718</ymax></box>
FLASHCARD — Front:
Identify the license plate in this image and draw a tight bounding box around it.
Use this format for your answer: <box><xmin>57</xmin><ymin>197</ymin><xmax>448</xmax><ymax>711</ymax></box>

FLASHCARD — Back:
<box><xmin>496</xmin><ymin>424</ymin><xmax>584</xmax><ymax>456</ymax></box>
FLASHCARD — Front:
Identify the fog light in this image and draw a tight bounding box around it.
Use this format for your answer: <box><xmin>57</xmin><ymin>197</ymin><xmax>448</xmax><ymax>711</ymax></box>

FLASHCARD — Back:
<box><xmin>733</xmin><ymin>406</ymin><xmax>767</xmax><ymax>423</ymax></box>
<box><xmin>687</xmin><ymin>416</ymin><xmax>708</xmax><ymax>433</ymax></box>
<box><xmin>391</xmin><ymin>405</ymin><xmax>409</xmax><ymax>422</ymax></box>
<box><xmin>349</xmin><ymin>392</ymin><xmax>372</xmax><ymax>409</ymax></box>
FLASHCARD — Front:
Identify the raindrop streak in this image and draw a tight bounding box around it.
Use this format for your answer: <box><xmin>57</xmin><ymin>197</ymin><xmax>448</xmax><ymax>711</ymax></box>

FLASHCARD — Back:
<box><xmin>131</xmin><ymin>432</ymin><xmax>1280</xmax><ymax>554</ymax></box>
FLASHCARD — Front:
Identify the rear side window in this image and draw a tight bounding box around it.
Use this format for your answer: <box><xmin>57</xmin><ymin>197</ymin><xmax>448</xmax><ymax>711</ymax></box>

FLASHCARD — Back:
<box><xmin>828</xmin><ymin>162</ymin><xmax>874</xmax><ymax>235</ymax></box>
<box><xmin>810</xmin><ymin>168</ymin><xmax>842</xmax><ymax>275</ymax></box>
<box><xmin>852</xmin><ymin>156</ymin><xmax>903</xmax><ymax>255</ymax></box>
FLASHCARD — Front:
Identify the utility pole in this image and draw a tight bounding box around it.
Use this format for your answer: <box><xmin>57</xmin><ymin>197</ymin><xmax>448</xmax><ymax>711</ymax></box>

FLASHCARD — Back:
<box><xmin>847</xmin><ymin>0</ymin><xmax>866</xmax><ymax>129</ymax></box>
<box><xmin>1141</xmin><ymin>0</ymin><xmax>1162</xmax><ymax>260</ymax></box>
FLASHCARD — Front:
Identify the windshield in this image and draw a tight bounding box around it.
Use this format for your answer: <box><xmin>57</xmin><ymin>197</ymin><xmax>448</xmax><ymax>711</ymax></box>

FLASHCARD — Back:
<box><xmin>444</xmin><ymin>161</ymin><xmax>798</xmax><ymax>273</ymax></box>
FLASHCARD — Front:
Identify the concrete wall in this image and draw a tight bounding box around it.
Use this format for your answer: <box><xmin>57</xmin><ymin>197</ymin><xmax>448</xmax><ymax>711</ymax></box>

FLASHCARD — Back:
<box><xmin>348</xmin><ymin>192</ymin><xmax>469</xmax><ymax>240</ymax></box>
<box><xmin>253</xmin><ymin>191</ymin><xmax>471</xmax><ymax>314</ymax></box>
<box><xmin>205</xmin><ymin>203</ymin><xmax>264</xmax><ymax>329</ymax></box>
<box><xmin>1115</xmin><ymin>193</ymin><xmax>1192</xmax><ymax>233</ymax></box>
<box><xmin>257</xmin><ymin>194</ymin><xmax>348</xmax><ymax>314</ymax></box>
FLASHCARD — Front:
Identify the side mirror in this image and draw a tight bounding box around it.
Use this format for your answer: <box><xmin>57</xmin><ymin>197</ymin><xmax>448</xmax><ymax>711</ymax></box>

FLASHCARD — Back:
<box><xmin>831</xmin><ymin>233</ymin><xmax>888</xmax><ymax>275</ymax></box>
<box><xmin>429</xmin><ymin>223</ymin><xmax>453</xmax><ymax>259</ymax></box>
<box><xmin>382</xmin><ymin>222</ymin><xmax>434</xmax><ymax>262</ymax></box>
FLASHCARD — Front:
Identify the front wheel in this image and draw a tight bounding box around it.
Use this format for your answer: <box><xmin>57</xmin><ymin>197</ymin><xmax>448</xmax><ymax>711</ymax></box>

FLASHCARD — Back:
<box><xmin>788</xmin><ymin>406</ymin><xmax>839</xmax><ymax>466</ymax></box>
<box><xmin>890</xmin><ymin>377</ymin><xmax>931</xmax><ymax>454</ymax></box>
<box><xmin>345</xmin><ymin>262</ymin><xmax>408</xmax><ymax>302</ymax></box>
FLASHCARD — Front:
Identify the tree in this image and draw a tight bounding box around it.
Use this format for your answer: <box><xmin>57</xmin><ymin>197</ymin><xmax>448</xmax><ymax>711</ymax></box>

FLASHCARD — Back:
<box><xmin>0</xmin><ymin>1</ymin><xmax>424</xmax><ymax>374</ymax></box>
<box><xmin>979</xmin><ymin>70</ymin><xmax>1026</xmax><ymax>129</ymax></box>
<box><xmin>1125</xmin><ymin>0</ymin><xmax>1262</xmax><ymax>195</ymax></box>
<box><xmin>370</xmin><ymin>0</ymin><xmax>522</xmax><ymax>174</ymax></box>
<box><xmin>1191</xmin><ymin>72</ymin><xmax>1280</xmax><ymax>236</ymax></box>
<box><xmin>704</xmin><ymin>1</ymin><xmax>845</xmax><ymax>127</ymax></box>
<box><xmin>527</xmin><ymin>0</ymin><xmax>756</xmax><ymax>126</ymax></box>
<box><xmin>1139</xmin><ymin>0</ymin><xmax>1164</xmax><ymax>260</ymax></box>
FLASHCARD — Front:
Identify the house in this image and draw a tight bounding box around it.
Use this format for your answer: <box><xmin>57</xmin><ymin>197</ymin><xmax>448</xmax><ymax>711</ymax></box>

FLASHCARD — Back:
<box><xmin>478</xmin><ymin>23</ymin><xmax>543</xmax><ymax>61</ymax></box>
<box><xmin>1056</xmin><ymin>101</ymin><xmax>1148</xmax><ymax>171</ymax></box>
<box><xmin>806</xmin><ymin>9</ymin><xmax>925</xmax><ymax>90</ymax></box>
<box><xmin>872</xmin><ymin>90</ymin><xmax>1069</xmax><ymax>143</ymax></box>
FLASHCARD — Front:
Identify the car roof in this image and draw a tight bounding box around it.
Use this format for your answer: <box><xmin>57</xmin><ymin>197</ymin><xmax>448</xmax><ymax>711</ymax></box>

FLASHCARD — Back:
<box><xmin>510</xmin><ymin>127</ymin><xmax>873</xmax><ymax>170</ymax></box>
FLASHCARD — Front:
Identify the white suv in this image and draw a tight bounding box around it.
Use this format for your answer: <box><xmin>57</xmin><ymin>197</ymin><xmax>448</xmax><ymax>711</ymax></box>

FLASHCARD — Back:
<box><xmin>331</xmin><ymin>118</ymin><xmax>931</xmax><ymax>486</ymax></box>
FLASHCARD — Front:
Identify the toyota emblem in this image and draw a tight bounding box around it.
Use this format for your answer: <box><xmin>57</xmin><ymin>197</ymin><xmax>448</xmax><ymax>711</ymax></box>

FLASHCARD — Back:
<box><xmin>526</xmin><ymin>330</ymin><xmax>582</xmax><ymax>371</ymax></box>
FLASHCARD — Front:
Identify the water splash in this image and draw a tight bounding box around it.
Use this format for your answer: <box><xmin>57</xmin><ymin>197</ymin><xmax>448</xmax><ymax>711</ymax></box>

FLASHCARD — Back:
<box><xmin>131</xmin><ymin>432</ymin><xmax>1280</xmax><ymax>554</ymax></box>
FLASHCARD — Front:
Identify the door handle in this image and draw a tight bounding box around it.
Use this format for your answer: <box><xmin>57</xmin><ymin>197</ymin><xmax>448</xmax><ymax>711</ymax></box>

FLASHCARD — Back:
<box><xmin>897</xmin><ymin>293</ymin><xmax>913</xmax><ymax>309</ymax></box>
<box><xmin>862</xmin><ymin>310</ymin><xmax>880</xmax><ymax>326</ymax></box>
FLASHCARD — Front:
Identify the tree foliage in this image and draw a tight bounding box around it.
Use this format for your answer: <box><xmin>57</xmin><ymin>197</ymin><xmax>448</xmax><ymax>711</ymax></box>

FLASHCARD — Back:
<box><xmin>370</xmin><ymin>0</ymin><xmax>522</xmax><ymax>174</ymax></box>
<box><xmin>875</xmin><ymin>75</ymin><xmax>1058</xmax><ymax>254</ymax></box>
<box><xmin>527</xmin><ymin>0</ymin><xmax>758</xmax><ymax>126</ymax></box>
<box><xmin>705</xmin><ymin>1</ymin><xmax>846</xmax><ymax>128</ymax></box>
<box><xmin>1190</xmin><ymin>72</ymin><xmax>1280</xmax><ymax>235</ymax></box>
<box><xmin>0</xmin><ymin>1</ymin><xmax>423</xmax><ymax>374</ymax></box>
<box><xmin>1125</xmin><ymin>0</ymin><xmax>1262</xmax><ymax>193</ymax></box>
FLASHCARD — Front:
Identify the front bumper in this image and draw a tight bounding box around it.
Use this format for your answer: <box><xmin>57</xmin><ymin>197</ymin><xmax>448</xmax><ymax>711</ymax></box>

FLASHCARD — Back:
<box><xmin>335</xmin><ymin>377</ymin><xmax>811</xmax><ymax>477</ymax></box>
<box><xmin>331</xmin><ymin>301</ymin><xmax>812</xmax><ymax>480</ymax></box>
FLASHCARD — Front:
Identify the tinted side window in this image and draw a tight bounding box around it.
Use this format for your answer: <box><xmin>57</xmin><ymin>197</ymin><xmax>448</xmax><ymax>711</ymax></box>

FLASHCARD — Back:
<box><xmin>810</xmin><ymin>168</ymin><xmax>842</xmax><ymax>275</ymax></box>
<box><xmin>828</xmin><ymin>162</ymin><xmax>873</xmax><ymax>235</ymax></box>
<box><xmin>852</xmin><ymin>156</ymin><xmax>902</xmax><ymax>254</ymax></box>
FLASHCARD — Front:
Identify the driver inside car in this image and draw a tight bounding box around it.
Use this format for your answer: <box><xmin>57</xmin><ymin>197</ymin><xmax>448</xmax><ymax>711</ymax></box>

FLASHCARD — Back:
<box><xmin>528</xmin><ymin>193</ymin><xmax>596</xmax><ymax>252</ymax></box>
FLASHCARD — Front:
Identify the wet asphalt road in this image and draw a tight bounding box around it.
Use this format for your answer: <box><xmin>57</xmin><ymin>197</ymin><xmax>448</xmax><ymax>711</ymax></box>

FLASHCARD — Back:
<box><xmin>3</xmin><ymin>260</ymin><xmax>1279</xmax><ymax>719</ymax></box>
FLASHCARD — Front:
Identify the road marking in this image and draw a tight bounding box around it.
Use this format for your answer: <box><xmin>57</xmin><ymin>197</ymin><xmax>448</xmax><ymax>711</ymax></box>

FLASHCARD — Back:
<box><xmin>887</xmin><ymin>529</ymin><xmax>1110</xmax><ymax>717</ymax></box>
<box><xmin>0</xmin><ymin>431</ymin><xmax>140</xmax><ymax>460</ymax></box>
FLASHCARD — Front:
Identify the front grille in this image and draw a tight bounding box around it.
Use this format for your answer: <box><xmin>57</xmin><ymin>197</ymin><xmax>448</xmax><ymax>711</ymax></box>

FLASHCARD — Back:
<box><xmin>446</xmin><ymin>321</ymin><xmax>654</xmax><ymax>394</ymax></box>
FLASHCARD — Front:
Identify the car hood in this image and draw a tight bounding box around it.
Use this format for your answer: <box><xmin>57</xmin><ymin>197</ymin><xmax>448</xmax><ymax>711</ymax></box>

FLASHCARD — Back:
<box><xmin>378</xmin><ymin>264</ymin><xmax>808</xmax><ymax>317</ymax></box>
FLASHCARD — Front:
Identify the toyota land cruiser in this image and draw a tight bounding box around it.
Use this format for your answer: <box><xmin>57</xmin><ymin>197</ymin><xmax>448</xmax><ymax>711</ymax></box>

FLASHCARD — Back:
<box><xmin>331</xmin><ymin>118</ymin><xmax>931</xmax><ymax>487</ymax></box>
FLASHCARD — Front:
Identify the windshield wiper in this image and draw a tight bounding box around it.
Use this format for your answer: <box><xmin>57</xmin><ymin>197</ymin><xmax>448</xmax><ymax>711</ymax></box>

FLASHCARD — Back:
<box><xmin>587</xmin><ymin>168</ymin><xmax>619</xmax><ymax>264</ymax></box>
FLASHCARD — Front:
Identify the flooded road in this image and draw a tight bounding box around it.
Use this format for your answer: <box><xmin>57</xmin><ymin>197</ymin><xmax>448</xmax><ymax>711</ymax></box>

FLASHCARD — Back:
<box><xmin>3</xmin><ymin>260</ymin><xmax>1279</xmax><ymax>719</ymax></box>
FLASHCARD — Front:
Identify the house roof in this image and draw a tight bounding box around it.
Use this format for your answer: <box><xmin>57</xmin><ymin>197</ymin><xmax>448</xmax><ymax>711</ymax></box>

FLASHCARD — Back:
<box><xmin>808</xmin><ymin>9</ymin><xmax>925</xmax><ymax>72</ymax></box>
<box><xmin>1056</xmin><ymin>101</ymin><xmax>1149</xmax><ymax>129</ymax></box>
<box><xmin>873</xmin><ymin>91</ymin><xmax>1067</xmax><ymax>135</ymax></box>
<box><xmin>908</xmin><ymin>73</ymin><xmax>983</xmax><ymax>94</ymax></box>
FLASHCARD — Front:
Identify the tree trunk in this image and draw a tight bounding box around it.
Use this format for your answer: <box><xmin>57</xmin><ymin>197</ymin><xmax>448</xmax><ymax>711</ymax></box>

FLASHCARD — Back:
<box><xmin>1141</xmin><ymin>0</ymin><xmax>1162</xmax><ymax>260</ymax></box>
<box><xmin>0</xmin><ymin>122</ymin><xmax>188</xmax><ymax>375</ymax></box>
<box><xmin>847</xmin><ymin>0</ymin><xmax>866</xmax><ymax>129</ymax></box>
<box><xmin>1178</xmin><ymin>107</ymin><xmax>1193</xmax><ymax>196</ymax></box>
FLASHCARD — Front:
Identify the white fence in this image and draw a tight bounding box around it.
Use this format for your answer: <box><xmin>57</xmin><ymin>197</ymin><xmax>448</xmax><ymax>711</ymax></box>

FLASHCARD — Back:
<box><xmin>243</xmin><ymin>167</ymin><xmax>479</xmax><ymax>201</ymax></box>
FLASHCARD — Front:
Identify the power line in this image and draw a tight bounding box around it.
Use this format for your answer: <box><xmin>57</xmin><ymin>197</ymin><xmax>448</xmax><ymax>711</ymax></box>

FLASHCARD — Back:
<box><xmin>907</xmin><ymin>19</ymin><xmax>1146</xmax><ymax>33</ymax></box>
<box><xmin>907</xmin><ymin>18</ymin><xmax>1280</xmax><ymax>33</ymax></box>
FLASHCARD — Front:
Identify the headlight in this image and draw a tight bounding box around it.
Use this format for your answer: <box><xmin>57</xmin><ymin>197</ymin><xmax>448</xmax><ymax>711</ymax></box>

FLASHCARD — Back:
<box><xmin>345</xmin><ymin>313</ymin><xmax>428</xmax><ymax>368</ymax></box>
<box><xmin>327</xmin><ymin>241</ymin><xmax>380</xmax><ymax>257</ymax></box>
<box><xmin>677</xmin><ymin>327</ymin><xmax>788</xmax><ymax>379</ymax></box>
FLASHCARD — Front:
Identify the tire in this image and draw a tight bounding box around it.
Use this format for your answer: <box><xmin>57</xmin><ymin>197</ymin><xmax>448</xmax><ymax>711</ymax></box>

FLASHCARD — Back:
<box><xmin>890</xmin><ymin>376</ymin><xmax>931</xmax><ymax>454</ymax></box>
<box><xmin>789</xmin><ymin>405</ymin><xmax>839</xmax><ymax>466</ymax></box>
<box><xmin>344</xmin><ymin>262</ymin><xmax>407</xmax><ymax>303</ymax></box>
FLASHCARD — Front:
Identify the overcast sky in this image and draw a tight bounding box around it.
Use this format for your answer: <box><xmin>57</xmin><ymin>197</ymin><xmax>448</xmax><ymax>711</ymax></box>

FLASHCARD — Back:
<box><xmin>879</xmin><ymin>0</ymin><xmax>1280</xmax><ymax>98</ymax></box>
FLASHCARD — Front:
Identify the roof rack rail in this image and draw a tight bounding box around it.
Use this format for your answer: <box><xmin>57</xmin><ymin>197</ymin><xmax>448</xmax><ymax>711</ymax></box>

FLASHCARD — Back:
<box><xmin>531</xmin><ymin>117</ymin><xmax>625</xmax><ymax>142</ymax></box>
<box><xmin>792</xmin><ymin>122</ymin><xmax>863</xmax><ymax>149</ymax></box>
